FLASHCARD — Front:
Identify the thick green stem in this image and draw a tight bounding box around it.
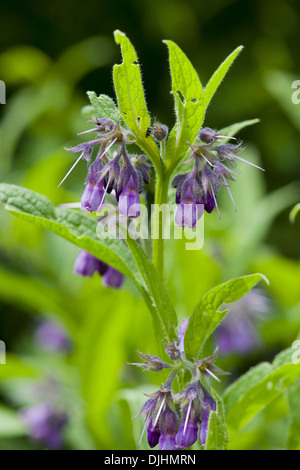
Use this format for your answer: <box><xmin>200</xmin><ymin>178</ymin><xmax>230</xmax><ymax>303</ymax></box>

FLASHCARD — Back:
<box><xmin>152</xmin><ymin>166</ymin><xmax>170</xmax><ymax>278</ymax></box>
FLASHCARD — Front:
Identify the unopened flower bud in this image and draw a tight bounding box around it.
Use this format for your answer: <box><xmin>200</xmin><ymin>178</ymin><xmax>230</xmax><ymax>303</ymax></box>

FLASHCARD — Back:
<box><xmin>153</xmin><ymin>121</ymin><xmax>168</xmax><ymax>141</ymax></box>
<box><xmin>126</xmin><ymin>351</ymin><xmax>170</xmax><ymax>372</ymax></box>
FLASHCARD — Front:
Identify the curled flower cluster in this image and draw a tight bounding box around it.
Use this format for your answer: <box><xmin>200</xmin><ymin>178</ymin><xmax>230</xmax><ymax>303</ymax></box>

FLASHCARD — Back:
<box><xmin>173</xmin><ymin>127</ymin><xmax>264</xmax><ymax>227</ymax></box>
<box><xmin>62</xmin><ymin>119</ymin><xmax>151</xmax><ymax>219</ymax></box>
<box><xmin>128</xmin><ymin>318</ymin><xmax>228</xmax><ymax>450</ymax></box>
<box><xmin>62</xmin><ymin>118</ymin><xmax>155</xmax><ymax>290</ymax></box>
<box><xmin>137</xmin><ymin>381</ymin><xmax>217</xmax><ymax>450</ymax></box>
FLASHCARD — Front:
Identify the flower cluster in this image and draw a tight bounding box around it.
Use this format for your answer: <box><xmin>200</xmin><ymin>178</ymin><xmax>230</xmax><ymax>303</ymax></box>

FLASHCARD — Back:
<box><xmin>173</xmin><ymin>127</ymin><xmax>264</xmax><ymax>227</ymax></box>
<box><xmin>62</xmin><ymin>119</ymin><xmax>151</xmax><ymax>219</ymax></box>
<box><xmin>61</xmin><ymin>118</ymin><xmax>155</xmax><ymax>290</ymax></box>
<box><xmin>128</xmin><ymin>318</ymin><xmax>228</xmax><ymax>450</ymax></box>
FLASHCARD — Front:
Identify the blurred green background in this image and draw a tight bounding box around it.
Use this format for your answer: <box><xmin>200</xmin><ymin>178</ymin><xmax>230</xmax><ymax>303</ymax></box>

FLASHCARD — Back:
<box><xmin>0</xmin><ymin>0</ymin><xmax>299</xmax><ymax>450</ymax></box>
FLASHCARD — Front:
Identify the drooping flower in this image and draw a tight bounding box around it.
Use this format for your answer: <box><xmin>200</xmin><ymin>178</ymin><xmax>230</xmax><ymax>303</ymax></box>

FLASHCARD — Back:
<box><xmin>102</xmin><ymin>266</ymin><xmax>124</xmax><ymax>288</ymax></box>
<box><xmin>74</xmin><ymin>250</ymin><xmax>107</xmax><ymax>277</ymax></box>
<box><xmin>74</xmin><ymin>250</ymin><xmax>124</xmax><ymax>289</ymax></box>
<box><xmin>81</xmin><ymin>161</ymin><xmax>106</xmax><ymax>213</ymax></box>
<box><xmin>147</xmin><ymin>419</ymin><xmax>161</xmax><ymax>448</ymax></box>
<box><xmin>158</xmin><ymin>405</ymin><xmax>179</xmax><ymax>450</ymax></box>
<box><xmin>61</xmin><ymin>116</ymin><xmax>151</xmax><ymax>219</ymax></box>
<box><xmin>118</xmin><ymin>174</ymin><xmax>141</xmax><ymax>218</ymax></box>
<box><xmin>158</xmin><ymin>432</ymin><xmax>177</xmax><ymax>450</ymax></box>
<box><xmin>136</xmin><ymin>388</ymin><xmax>179</xmax><ymax>450</ymax></box>
<box><xmin>172</xmin><ymin>127</ymin><xmax>264</xmax><ymax>223</ymax></box>
<box><xmin>173</xmin><ymin>169</ymin><xmax>204</xmax><ymax>228</ymax></box>
<box><xmin>20</xmin><ymin>403</ymin><xmax>68</xmax><ymax>449</ymax></box>
<box><xmin>200</xmin><ymin>164</ymin><xmax>221</xmax><ymax>215</ymax></box>
<box><xmin>116</xmin><ymin>153</ymin><xmax>150</xmax><ymax>218</ymax></box>
<box><xmin>176</xmin><ymin>405</ymin><xmax>198</xmax><ymax>449</ymax></box>
<box><xmin>175</xmin><ymin>383</ymin><xmax>201</xmax><ymax>449</ymax></box>
<box><xmin>198</xmin><ymin>382</ymin><xmax>217</xmax><ymax>447</ymax></box>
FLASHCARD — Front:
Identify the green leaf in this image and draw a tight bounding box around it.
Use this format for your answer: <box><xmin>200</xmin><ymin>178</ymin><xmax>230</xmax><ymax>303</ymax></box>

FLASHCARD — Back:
<box><xmin>163</xmin><ymin>40</ymin><xmax>205</xmax><ymax>170</ymax></box>
<box><xmin>184</xmin><ymin>273</ymin><xmax>268</xmax><ymax>360</ymax></box>
<box><xmin>205</xmin><ymin>412</ymin><xmax>230</xmax><ymax>450</ymax></box>
<box><xmin>204</xmin><ymin>46</ymin><xmax>243</xmax><ymax>108</ymax></box>
<box><xmin>286</xmin><ymin>378</ymin><xmax>300</xmax><ymax>450</ymax></box>
<box><xmin>290</xmin><ymin>203</ymin><xmax>300</xmax><ymax>223</ymax></box>
<box><xmin>86</xmin><ymin>91</ymin><xmax>122</xmax><ymax>123</ymax></box>
<box><xmin>221</xmin><ymin>118</ymin><xmax>260</xmax><ymax>140</ymax></box>
<box><xmin>122</xmin><ymin>233</ymin><xmax>178</xmax><ymax>343</ymax></box>
<box><xmin>113</xmin><ymin>30</ymin><xmax>160</xmax><ymax>166</ymax></box>
<box><xmin>224</xmin><ymin>348</ymin><xmax>300</xmax><ymax>438</ymax></box>
<box><xmin>0</xmin><ymin>184</ymin><xmax>142</xmax><ymax>285</ymax></box>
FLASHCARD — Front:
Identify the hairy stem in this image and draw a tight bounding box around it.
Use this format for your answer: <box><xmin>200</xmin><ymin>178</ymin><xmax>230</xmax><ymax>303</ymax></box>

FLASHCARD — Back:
<box><xmin>152</xmin><ymin>166</ymin><xmax>170</xmax><ymax>278</ymax></box>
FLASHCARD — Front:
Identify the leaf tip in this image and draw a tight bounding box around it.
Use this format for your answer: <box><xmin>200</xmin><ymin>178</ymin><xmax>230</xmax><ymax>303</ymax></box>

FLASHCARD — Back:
<box><xmin>257</xmin><ymin>273</ymin><xmax>270</xmax><ymax>286</ymax></box>
<box><xmin>113</xmin><ymin>29</ymin><xmax>126</xmax><ymax>43</ymax></box>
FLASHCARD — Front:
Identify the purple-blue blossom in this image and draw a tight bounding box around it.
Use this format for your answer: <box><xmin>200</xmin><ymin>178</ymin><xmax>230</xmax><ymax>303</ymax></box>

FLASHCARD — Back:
<box><xmin>74</xmin><ymin>250</ymin><xmax>124</xmax><ymax>289</ymax></box>
<box><xmin>172</xmin><ymin>127</ymin><xmax>264</xmax><ymax>224</ymax></box>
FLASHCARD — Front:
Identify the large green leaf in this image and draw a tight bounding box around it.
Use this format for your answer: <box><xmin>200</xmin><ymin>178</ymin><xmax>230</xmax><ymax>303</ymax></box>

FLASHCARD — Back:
<box><xmin>86</xmin><ymin>91</ymin><xmax>122</xmax><ymax>123</ymax></box>
<box><xmin>204</xmin><ymin>46</ymin><xmax>243</xmax><ymax>108</ymax></box>
<box><xmin>113</xmin><ymin>30</ymin><xmax>160</xmax><ymax>166</ymax></box>
<box><xmin>184</xmin><ymin>273</ymin><xmax>267</xmax><ymax>360</ymax></box>
<box><xmin>224</xmin><ymin>348</ymin><xmax>300</xmax><ymax>438</ymax></box>
<box><xmin>221</xmin><ymin>118</ymin><xmax>260</xmax><ymax>140</ymax></box>
<box><xmin>0</xmin><ymin>184</ymin><xmax>142</xmax><ymax>285</ymax></box>
<box><xmin>163</xmin><ymin>40</ymin><xmax>205</xmax><ymax>171</ymax></box>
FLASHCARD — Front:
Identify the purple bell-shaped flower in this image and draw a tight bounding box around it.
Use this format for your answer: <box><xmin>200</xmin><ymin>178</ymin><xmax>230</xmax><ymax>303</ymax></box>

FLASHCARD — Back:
<box><xmin>74</xmin><ymin>250</ymin><xmax>107</xmax><ymax>277</ymax></box>
<box><xmin>118</xmin><ymin>174</ymin><xmax>141</xmax><ymax>218</ymax></box>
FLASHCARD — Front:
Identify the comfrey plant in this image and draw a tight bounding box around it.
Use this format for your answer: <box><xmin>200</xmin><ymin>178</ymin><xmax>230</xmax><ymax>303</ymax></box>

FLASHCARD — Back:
<box><xmin>1</xmin><ymin>30</ymin><xmax>300</xmax><ymax>450</ymax></box>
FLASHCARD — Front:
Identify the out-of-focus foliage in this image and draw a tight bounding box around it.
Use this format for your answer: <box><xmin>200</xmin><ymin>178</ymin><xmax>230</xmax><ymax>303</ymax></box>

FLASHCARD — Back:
<box><xmin>0</xmin><ymin>0</ymin><xmax>300</xmax><ymax>450</ymax></box>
